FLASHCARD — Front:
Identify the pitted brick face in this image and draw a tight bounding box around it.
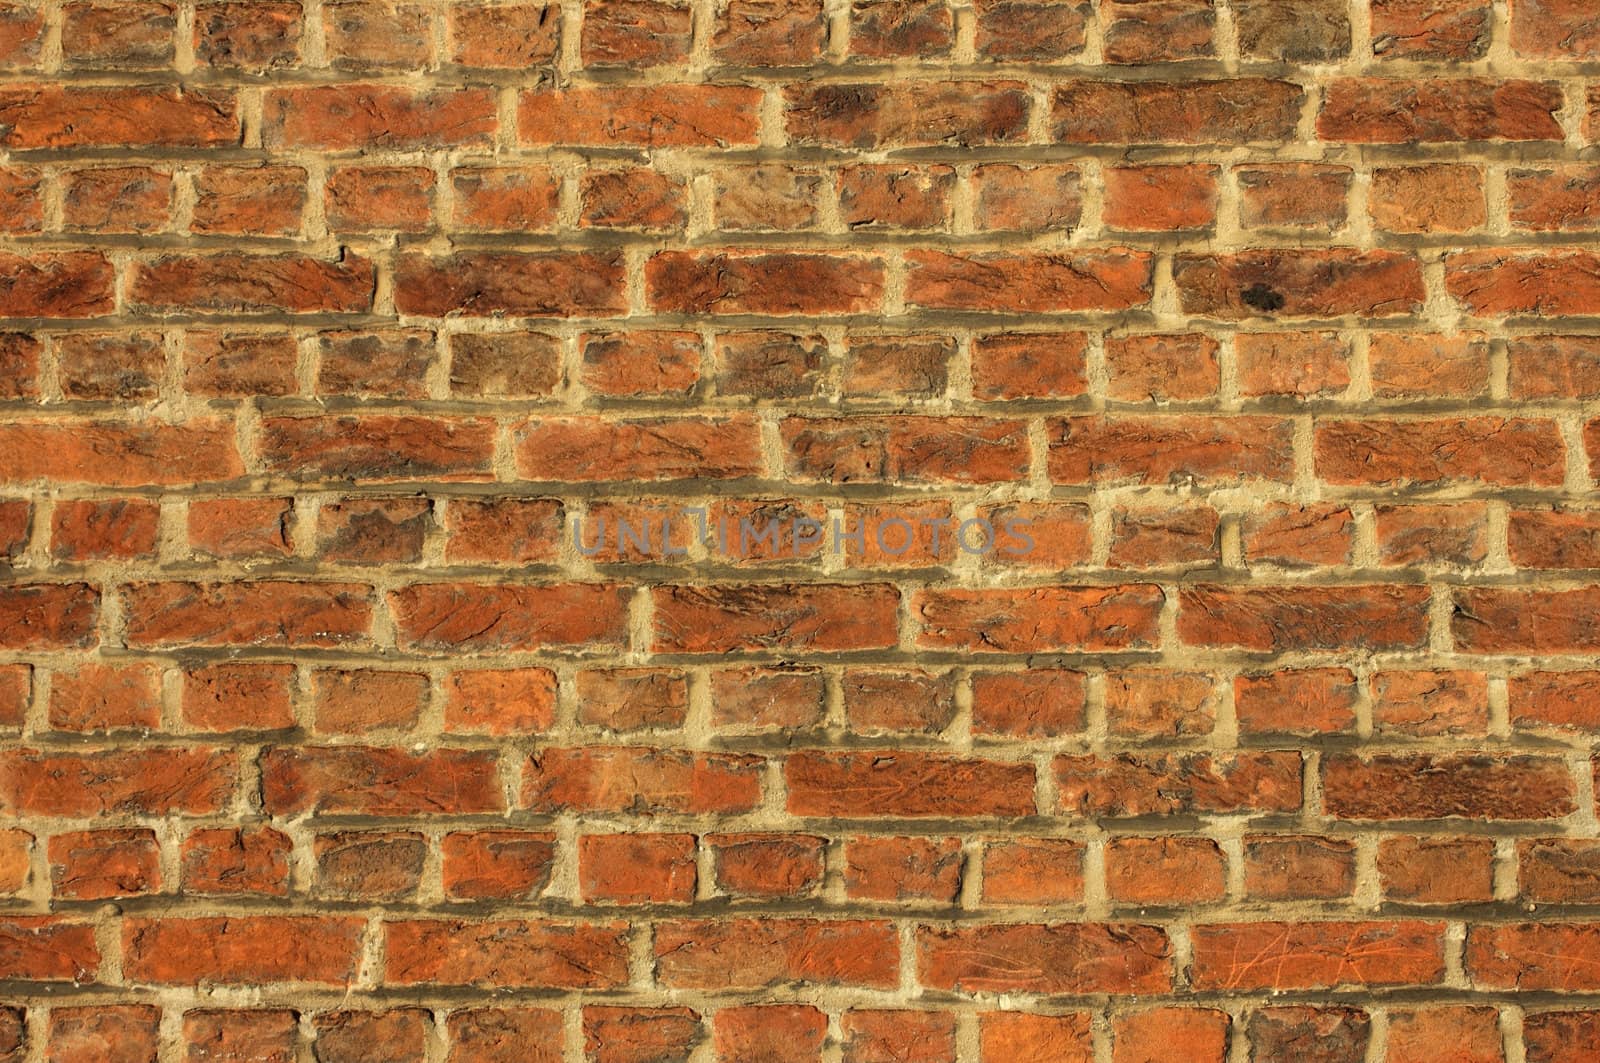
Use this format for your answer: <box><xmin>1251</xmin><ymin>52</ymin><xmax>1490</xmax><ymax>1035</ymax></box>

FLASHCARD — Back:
<box><xmin>1</xmin><ymin>1</ymin><xmax>1598</xmax><ymax>1060</ymax></box>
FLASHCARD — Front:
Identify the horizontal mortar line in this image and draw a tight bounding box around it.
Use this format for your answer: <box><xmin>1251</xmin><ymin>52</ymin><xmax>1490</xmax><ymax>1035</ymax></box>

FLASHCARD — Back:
<box><xmin>10</xmin><ymin>309</ymin><xmax>1600</xmax><ymax>330</ymax></box>
<box><xmin>23</xmin><ymin>892</ymin><xmax>1600</xmax><ymax>921</ymax></box>
<box><xmin>12</xmin><ymin>61</ymin><xmax>1600</xmax><ymax>87</ymax></box>
<box><xmin>15</xmin><ymin>233</ymin><xmax>1600</xmax><ymax>255</ymax></box>
<box><xmin>5</xmin><ymin>141</ymin><xmax>1600</xmax><ymax>165</ymax></box>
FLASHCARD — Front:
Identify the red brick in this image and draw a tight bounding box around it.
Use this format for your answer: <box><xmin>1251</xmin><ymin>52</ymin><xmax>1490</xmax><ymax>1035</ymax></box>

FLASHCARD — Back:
<box><xmin>1520</xmin><ymin>839</ymin><xmax>1600</xmax><ymax>903</ymax></box>
<box><xmin>1243</xmin><ymin>504</ymin><xmax>1353</xmax><ymax>567</ymax></box>
<box><xmin>47</xmin><ymin>1005</ymin><xmax>160</xmax><ymax>1063</ymax></box>
<box><xmin>1053</xmin><ymin>79</ymin><xmax>1302</xmax><ymax>143</ymax></box>
<box><xmin>583</xmin><ymin>1006</ymin><xmax>701</xmax><ymax>1063</ymax></box>
<box><xmin>1109</xmin><ymin>505</ymin><xmax>1219</xmax><ymax>569</ymax></box>
<box><xmin>787</xmin><ymin>81</ymin><xmax>1029</xmax><ymax>147</ymax></box>
<box><xmin>123</xmin><ymin>581</ymin><xmax>371</xmax><ymax>648</ymax></box>
<box><xmin>915</xmin><ymin>586</ymin><xmax>1161</xmax><ymax>653</ymax></box>
<box><xmin>1237</xmin><ymin>164</ymin><xmax>1351</xmax><ymax>230</ymax></box>
<box><xmin>1179</xmin><ymin>584</ymin><xmax>1430</xmax><ymax>652</ymax></box>
<box><xmin>711</xmin><ymin>666</ymin><xmax>825</xmax><ymax>731</ymax></box>
<box><xmin>448</xmin><ymin>2</ymin><xmax>558</xmax><ymax>66</ymax></box>
<box><xmin>1189</xmin><ymin>921</ymin><xmax>1444</xmax><ymax>990</ymax></box>
<box><xmin>1372</xmin><ymin>0</ymin><xmax>1491</xmax><ymax>59</ymax></box>
<box><xmin>844</xmin><ymin>669</ymin><xmax>956</xmax><ymax>734</ymax></box>
<box><xmin>180</xmin><ymin>827</ymin><xmax>291</xmax><ymax>896</ymax></box>
<box><xmin>581</xmin><ymin>168</ymin><xmax>685</xmax><ymax>231</ymax></box>
<box><xmin>1378</xmin><ymin>836</ymin><xmax>1494</xmax><ymax>904</ymax></box>
<box><xmin>1511</xmin><ymin>0</ymin><xmax>1600</xmax><ymax>57</ymax></box>
<box><xmin>1371</xmin><ymin>164</ymin><xmax>1486</xmax><ymax>232</ymax></box>
<box><xmin>384</xmin><ymin>920</ymin><xmax>630</xmax><ymax>989</ymax></box>
<box><xmin>1376</xmin><ymin>502</ymin><xmax>1489</xmax><ymax>566</ymax></box>
<box><xmin>840</xmin><ymin>164</ymin><xmax>954</xmax><ymax>231</ymax></box>
<box><xmin>842</xmin><ymin>1009</ymin><xmax>956</xmax><ymax>1063</ymax></box>
<box><xmin>918</xmin><ymin>923</ymin><xmax>1170</xmax><ymax>994</ymax></box>
<box><xmin>315</xmin><ymin>831</ymin><xmax>425</xmax><ymax>900</ymax></box>
<box><xmin>656</xmin><ymin>919</ymin><xmax>899</xmax><ymax>989</ymax></box>
<box><xmin>1175</xmin><ymin>250</ymin><xmax>1425</xmax><ymax>318</ymax></box>
<box><xmin>0</xmin><ymin>86</ymin><xmax>237</xmax><ymax>147</ymax></box>
<box><xmin>1234</xmin><ymin>668</ymin><xmax>1357</xmax><ymax>736</ymax></box>
<box><xmin>1106</xmin><ymin>333</ymin><xmax>1219</xmax><ymax>401</ymax></box>
<box><xmin>1322</xmin><ymin>753</ymin><xmax>1576</xmax><ymax>819</ymax></box>
<box><xmin>1113</xmin><ymin>1009</ymin><xmax>1230</xmax><ymax>1063</ymax></box>
<box><xmin>787</xmin><ymin>751</ymin><xmax>1034</xmax><ymax>818</ymax></box>
<box><xmin>49</xmin><ymin>662</ymin><xmax>160</xmax><ymax>732</ymax></box>
<box><xmin>1236</xmin><ymin>331</ymin><xmax>1352</xmax><ymax>398</ymax></box>
<box><xmin>261</xmin><ymin>746</ymin><xmax>504</xmax><ymax>816</ymax></box>
<box><xmin>194</xmin><ymin>1</ymin><xmax>302</xmax><ymax>69</ymax></box>
<box><xmin>1510</xmin><ymin>671</ymin><xmax>1600</xmax><ymax>733</ymax></box>
<box><xmin>442</xmin><ymin>831</ymin><xmax>556</xmax><ymax>901</ymax></box>
<box><xmin>1249</xmin><ymin>1007</ymin><xmax>1369</xmax><ymax>1063</ymax></box>
<box><xmin>1050</xmin><ymin>415</ymin><xmax>1293</xmax><ymax>485</ymax></box>
<box><xmin>654</xmin><ymin>582</ymin><xmax>898</xmax><ymax>652</ymax></box>
<box><xmin>972</xmin><ymin>332</ymin><xmax>1089</xmax><ymax>400</ymax></box>
<box><xmin>1105</xmin><ymin>836</ymin><xmax>1226</xmax><ymax>905</ymax></box>
<box><xmin>972</xmin><ymin>165</ymin><xmax>1081</xmax><ymax>232</ymax></box>
<box><xmin>391</xmin><ymin>582</ymin><xmax>628</xmax><ymax>652</ymax></box>
<box><xmin>845</xmin><ymin>836</ymin><xmax>962</xmax><ymax>902</ymax></box>
<box><xmin>710</xmin><ymin>833</ymin><xmax>825</xmax><ymax>898</ymax></box>
<box><xmin>51</xmin><ymin>499</ymin><xmax>159</xmax><ymax>560</ymax></box>
<box><xmin>188</xmin><ymin>498</ymin><xmax>294</xmax><ymax>559</ymax></box>
<box><xmin>979</xmin><ymin>1013</ymin><xmax>1091</xmax><ymax>1063</ymax></box>
<box><xmin>0</xmin><ymin>917</ymin><xmax>99</xmax><ymax>981</ymax></box>
<box><xmin>648</xmin><ymin>251</ymin><xmax>884</xmax><ymax>315</ymax></box>
<box><xmin>62</xmin><ymin>166</ymin><xmax>172</xmax><ymax>232</ymax></box>
<box><xmin>582</xmin><ymin>0</ymin><xmax>691</xmax><ymax>65</ymax></box>
<box><xmin>395</xmin><ymin>251</ymin><xmax>624</xmax><ymax>317</ymax></box>
<box><xmin>445</xmin><ymin>668</ymin><xmax>556</xmax><ymax>735</ymax></box>
<box><xmin>449</xmin><ymin>1009</ymin><xmax>565</xmax><ymax>1063</ymax></box>
<box><xmin>1243</xmin><ymin>836</ymin><xmax>1355</xmax><ymax>900</ymax></box>
<box><xmin>0</xmin><ymin>747</ymin><xmax>233</xmax><ymax>815</ymax></box>
<box><xmin>0</xmin><ymin>253</ymin><xmax>115</xmax><ymax>318</ymax></box>
<box><xmin>1510</xmin><ymin>336</ymin><xmax>1600</xmax><ymax>398</ymax></box>
<box><xmin>980</xmin><ymin>837</ymin><xmax>1083</xmax><ymax>904</ymax></box>
<box><xmin>1319</xmin><ymin>79</ymin><xmax>1562</xmax><ymax>142</ymax></box>
<box><xmin>1468</xmin><ymin>924</ymin><xmax>1600</xmax><ymax>990</ymax></box>
<box><xmin>315</xmin><ymin>497</ymin><xmax>431</xmax><ymax>563</ymax></box>
<box><xmin>1102</xmin><ymin>0</ymin><xmax>1212</xmax><ymax>61</ymax></box>
<box><xmin>520</xmin><ymin>85</ymin><xmax>761</xmax><ymax>147</ymax></box>
<box><xmin>580</xmin><ymin>331</ymin><xmax>701</xmax><ymax>396</ymax></box>
<box><xmin>715</xmin><ymin>1006</ymin><xmax>825</xmax><ymax>1063</ymax></box>
<box><xmin>129</xmin><ymin>252</ymin><xmax>375</xmax><ymax>314</ymax></box>
<box><xmin>906</xmin><ymin>249</ymin><xmax>1152</xmax><ymax>313</ymax></box>
<box><xmin>124</xmin><ymin>915</ymin><xmax>364</xmax><ymax>985</ymax></box>
<box><xmin>1372</xmin><ymin>669</ymin><xmax>1488</xmax><ymax>736</ymax></box>
<box><xmin>182</xmin><ymin>1009</ymin><xmax>298</xmax><ymax>1063</ymax></box>
<box><xmin>1448</xmin><ymin>250</ymin><xmax>1600</xmax><ymax>316</ymax></box>
<box><xmin>265</xmin><ymin>86</ymin><xmax>495</xmax><ymax>148</ymax></box>
<box><xmin>1455</xmin><ymin>587</ymin><xmax>1600</xmax><ymax>653</ymax></box>
<box><xmin>580</xmin><ymin>833</ymin><xmax>696</xmax><ymax>903</ymax></box>
<box><xmin>523</xmin><ymin>746</ymin><xmax>762</xmax><ymax>814</ymax></box>
<box><xmin>49</xmin><ymin>828</ymin><xmax>160</xmax><ymax>899</ymax></box>
<box><xmin>1105</xmin><ymin>671</ymin><xmax>1217</xmax><ymax>738</ymax></box>
<box><xmin>1237</xmin><ymin>0</ymin><xmax>1349</xmax><ymax>59</ymax></box>
<box><xmin>966</xmin><ymin>669</ymin><xmax>1081</xmax><ymax>736</ymax></box>
<box><xmin>1056</xmin><ymin>751</ymin><xmax>1302</xmax><ymax>816</ymax></box>
<box><xmin>1526</xmin><ymin>1013</ymin><xmax>1600</xmax><ymax>1063</ymax></box>
<box><xmin>183</xmin><ymin>331</ymin><xmax>297</xmax><ymax>397</ymax></box>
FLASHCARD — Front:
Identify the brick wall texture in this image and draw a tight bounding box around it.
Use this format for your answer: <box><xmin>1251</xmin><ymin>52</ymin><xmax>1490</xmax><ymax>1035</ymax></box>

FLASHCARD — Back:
<box><xmin>5</xmin><ymin>0</ymin><xmax>1600</xmax><ymax>1059</ymax></box>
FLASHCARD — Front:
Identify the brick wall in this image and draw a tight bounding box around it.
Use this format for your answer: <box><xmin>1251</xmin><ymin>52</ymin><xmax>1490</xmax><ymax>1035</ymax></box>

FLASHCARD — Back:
<box><xmin>2</xmin><ymin>0</ymin><xmax>1600</xmax><ymax>1060</ymax></box>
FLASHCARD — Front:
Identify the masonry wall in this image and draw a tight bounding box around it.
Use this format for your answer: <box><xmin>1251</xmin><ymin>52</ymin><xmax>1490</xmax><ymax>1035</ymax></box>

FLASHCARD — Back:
<box><xmin>2</xmin><ymin>0</ymin><xmax>1600</xmax><ymax>1060</ymax></box>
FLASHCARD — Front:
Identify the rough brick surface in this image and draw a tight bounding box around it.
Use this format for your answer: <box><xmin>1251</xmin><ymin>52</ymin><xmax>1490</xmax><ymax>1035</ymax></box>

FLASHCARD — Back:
<box><xmin>0</xmin><ymin>1</ymin><xmax>1597</xmax><ymax>1059</ymax></box>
